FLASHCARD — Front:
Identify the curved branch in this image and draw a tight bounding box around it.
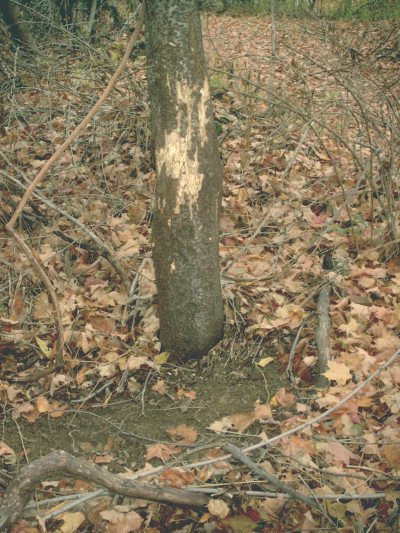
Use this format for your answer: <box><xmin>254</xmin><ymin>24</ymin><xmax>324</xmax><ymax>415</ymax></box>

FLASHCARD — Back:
<box><xmin>4</xmin><ymin>4</ymin><xmax>145</xmax><ymax>367</ymax></box>
<box><xmin>0</xmin><ymin>450</ymin><xmax>208</xmax><ymax>531</ymax></box>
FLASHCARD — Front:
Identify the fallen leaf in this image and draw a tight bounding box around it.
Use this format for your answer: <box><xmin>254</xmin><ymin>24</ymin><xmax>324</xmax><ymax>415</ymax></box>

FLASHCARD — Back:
<box><xmin>257</xmin><ymin>356</ymin><xmax>274</xmax><ymax>367</ymax></box>
<box><xmin>93</xmin><ymin>454</ymin><xmax>113</xmax><ymax>464</ymax></box>
<box><xmin>323</xmin><ymin>361</ymin><xmax>352</xmax><ymax>385</ymax></box>
<box><xmin>325</xmin><ymin>441</ymin><xmax>359</xmax><ymax>465</ymax></box>
<box><xmin>208</xmin><ymin>499</ymin><xmax>230</xmax><ymax>519</ymax></box>
<box><xmin>151</xmin><ymin>380</ymin><xmax>167</xmax><ymax>395</ymax></box>
<box><xmin>382</xmin><ymin>444</ymin><xmax>400</xmax><ymax>467</ymax></box>
<box><xmin>271</xmin><ymin>388</ymin><xmax>297</xmax><ymax>408</ymax></box>
<box><xmin>0</xmin><ymin>441</ymin><xmax>15</xmax><ymax>456</ymax></box>
<box><xmin>166</xmin><ymin>424</ymin><xmax>197</xmax><ymax>444</ymax></box>
<box><xmin>36</xmin><ymin>395</ymin><xmax>50</xmax><ymax>413</ymax></box>
<box><xmin>154</xmin><ymin>352</ymin><xmax>170</xmax><ymax>365</ymax></box>
<box><xmin>146</xmin><ymin>443</ymin><xmax>180</xmax><ymax>462</ymax></box>
<box><xmin>9</xmin><ymin>289</ymin><xmax>24</xmax><ymax>322</ymax></box>
<box><xmin>160</xmin><ymin>467</ymin><xmax>196</xmax><ymax>488</ymax></box>
<box><xmin>209</xmin><ymin>412</ymin><xmax>255</xmax><ymax>433</ymax></box>
<box><xmin>35</xmin><ymin>337</ymin><xmax>52</xmax><ymax>359</ymax></box>
<box><xmin>59</xmin><ymin>511</ymin><xmax>85</xmax><ymax>533</ymax></box>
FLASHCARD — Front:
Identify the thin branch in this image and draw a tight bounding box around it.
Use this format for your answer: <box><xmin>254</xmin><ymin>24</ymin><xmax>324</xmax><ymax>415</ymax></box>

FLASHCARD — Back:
<box><xmin>316</xmin><ymin>283</ymin><xmax>331</xmax><ymax>385</ymax></box>
<box><xmin>0</xmin><ymin>450</ymin><xmax>208</xmax><ymax>531</ymax></box>
<box><xmin>188</xmin><ymin>348</ymin><xmax>400</xmax><ymax>470</ymax></box>
<box><xmin>0</xmin><ymin>166</ymin><xmax>130</xmax><ymax>291</ymax></box>
<box><xmin>3</xmin><ymin>4</ymin><xmax>145</xmax><ymax>368</ymax></box>
<box><xmin>224</xmin><ymin>443</ymin><xmax>322</xmax><ymax>512</ymax></box>
<box><xmin>286</xmin><ymin>319</ymin><xmax>306</xmax><ymax>382</ymax></box>
<box><xmin>6</xmin><ymin>4</ymin><xmax>145</xmax><ymax>228</ymax></box>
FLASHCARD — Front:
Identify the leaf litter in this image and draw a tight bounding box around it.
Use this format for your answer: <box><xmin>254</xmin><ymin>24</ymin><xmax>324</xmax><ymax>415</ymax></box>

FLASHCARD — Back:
<box><xmin>0</xmin><ymin>10</ymin><xmax>400</xmax><ymax>532</ymax></box>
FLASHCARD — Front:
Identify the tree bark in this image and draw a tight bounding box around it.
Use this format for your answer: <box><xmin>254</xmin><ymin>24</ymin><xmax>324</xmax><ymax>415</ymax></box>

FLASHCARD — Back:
<box><xmin>86</xmin><ymin>0</ymin><xmax>98</xmax><ymax>39</ymax></box>
<box><xmin>144</xmin><ymin>0</ymin><xmax>224</xmax><ymax>359</ymax></box>
<box><xmin>0</xmin><ymin>450</ymin><xmax>208</xmax><ymax>531</ymax></box>
<box><xmin>0</xmin><ymin>0</ymin><xmax>35</xmax><ymax>50</ymax></box>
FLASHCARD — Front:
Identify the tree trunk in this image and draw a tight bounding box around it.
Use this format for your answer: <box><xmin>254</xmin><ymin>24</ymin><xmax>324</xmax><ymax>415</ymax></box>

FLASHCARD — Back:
<box><xmin>86</xmin><ymin>0</ymin><xmax>98</xmax><ymax>39</ymax></box>
<box><xmin>144</xmin><ymin>0</ymin><xmax>224</xmax><ymax>359</ymax></box>
<box><xmin>0</xmin><ymin>0</ymin><xmax>35</xmax><ymax>50</ymax></box>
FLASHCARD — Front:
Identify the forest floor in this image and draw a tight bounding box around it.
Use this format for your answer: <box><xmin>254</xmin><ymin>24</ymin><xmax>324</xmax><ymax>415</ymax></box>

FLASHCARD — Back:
<box><xmin>1</xmin><ymin>11</ymin><xmax>400</xmax><ymax>533</ymax></box>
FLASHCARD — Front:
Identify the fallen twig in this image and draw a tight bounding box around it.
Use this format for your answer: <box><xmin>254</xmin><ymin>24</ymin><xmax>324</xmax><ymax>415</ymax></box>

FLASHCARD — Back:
<box><xmin>224</xmin><ymin>443</ymin><xmax>322</xmax><ymax>512</ymax></box>
<box><xmin>0</xmin><ymin>450</ymin><xmax>208</xmax><ymax>531</ymax></box>
<box><xmin>54</xmin><ymin>229</ymin><xmax>130</xmax><ymax>290</ymax></box>
<box><xmin>0</xmin><ymin>160</ymin><xmax>130</xmax><ymax>291</ymax></box>
<box><xmin>286</xmin><ymin>319</ymin><xmax>306</xmax><ymax>382</ymax></box>
<box><xmin>188</xmin><ymin>347</ymin><xmax>400</xmax><ymax>470</ymax></box>
<box><xmin>316</xmin><ymin>283</ymin><xmax>331</xmax><ymax>386</ymax></box>
<box><xmin>4</xmin><ymin>5</ymin><xmax>144</xmax><ymax>367</ymax></box>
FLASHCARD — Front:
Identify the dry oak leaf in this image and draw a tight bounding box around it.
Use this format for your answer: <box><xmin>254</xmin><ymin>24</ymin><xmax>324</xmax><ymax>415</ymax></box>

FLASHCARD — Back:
<box><xmin>208</xmin><ymin>499</ymin><xmax>230</xmax><ymax>519</ymax></box>
<box><xmin>100</xmin><ymin>509</ymin><xmax>143</xmax><ymax>533</ymax></box>
<box><xmin>10</xmin><ymin>520</ymin><xmax>40</xmax><ymax>533</ymax></box>
<box><xmin>33</xmin><ymin>292</ymin><xmax>53</xmax><ymax>320</ymax></box>
<box><xmin>271</xmin><ymin>388</ymin><xmax>297</xmax><ymax>408</ymax></box>
<box><xmin>209</xmin><ymin>412</ymin><xmax>256</xmax><ymax>433</ymax></box>
<box><xmin>0</xmin><ymin>441</ymin><xmax>15</xmax><ymax>456</ymax></box>
<box><xmin>380</xmin><ymin>390</ymin><xmax>400</xmax><ymax>414</ymax></box>
<box><xmin>127</xmin><ymin>355</ymin><xmax>154</xmax><ymax>371</ymax></box>
<box><xmin>338</xmin><ymin>317</ymin><xmax>360</xmax><ymax>337</ymax></box>
<box><xmin>166</xmin><ymin>424</ymin><xmax>198</xmax><ymax>444</ymax></box>
<box><xmin>93</xmin><ymin>454</ymin><xmax>113</xmax><ymax>464</ymax></box>
<box><xmin>323</xmin><ymin>361</ymin><xmax>352</xmax><ymax>385</ymax></box>
<box><xmin>160</xmin><ymin>467</ymin><xmax>196</xmax><ymax>488</ymax></box>
<box><xmin>9</xmin><ymin>289</ymin><xmax>24</xmax><ymax>322</ymax></box>
<box><xmin>146</xmin><ymin>442</ymin><xmax>180</xmax><ymax>462</ymax></box>
<box><xmin>176</xmin><ymin>386</ymin><xmax>196</xmax><ymax>400</ymax></box>
<box><xmin>254</xmin><ymin>400</ymin><xmax>273</xmax><ymax>420</ymax></box>
<box><xmin>281</xmin><ymin>435</ymin><xmax>316</xmax><ymax>458</ymax></box>
<box><xmin>324</xmin><ymin>441</ymin><xmax>359</xmax><ymax>465</ymax></box>
<box><xmin>151</xmin><ymin>379</ymin><xmax>167</xmax><ymax>395</ymax></box>
<box><xmin>36</xmin><ymin>395</ymin><xmax>50</xmax><ymax>413</ymax></box>
<box><xmin>59</xmin><ymin>511</ymin><xmax>86</xmax><ymax>533</ymax></box>
<box><xmin>381</xmin><ymin>444</ymin><xmax>400</xmax><ymax>467</ymax></box>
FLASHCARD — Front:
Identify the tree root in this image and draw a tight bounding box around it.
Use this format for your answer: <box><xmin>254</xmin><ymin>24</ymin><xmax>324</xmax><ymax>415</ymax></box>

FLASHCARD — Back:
<box><xmin>0</xmin><ymin>450</ymin><xmax>209</xmax><ymax>531</ymax></box>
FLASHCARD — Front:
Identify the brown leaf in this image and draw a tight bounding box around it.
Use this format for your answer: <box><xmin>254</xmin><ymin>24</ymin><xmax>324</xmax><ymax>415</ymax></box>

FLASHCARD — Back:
<box><xmin>36</xmin><ymin>395</ymin><xmax>50</xmax><ymax>413</ymax></box>
<box><xmin>10</xmin><ymin>520</ymin><xmax>40</xmax><ymax>533</ymax></box>
<box><xmin>166</xmin><ymin>424</ymin><xmax>197</xmax><ymax>444</ymax></box>
<box><xmin>382</xmin><ymin>444</ymin><xmax>400</xmax><ymax>467</ymax></box>
<box><xmin>271</xmin><ymin>388</ymin><xmax>297</xmax><ymax>408</ymax></box>
<box><xmin>208</xmin><ymin>499</ymin><xmax>230</xmax><ymax>519</ymax></box>
<box><xmin>0</xmin><ymin>441</ymin><xmax>15</xmax><ymax>456</ymax></box>
<box><xmin>209</xmin><ymin>412</ymin><xmax>255</xmax><ymax>433</ymax></box>
<box><xmin>323</xmin><ymin>361</ymin><xmax>352</xmax><ymax>385</ymax></box>
<box><xmin>9</xmin><ymin>289</ymin><xmax>25</xmax><ymax>322</ymax></box>
<box><xmin>325</xmin><ymin>441</ymin><xmax>359</xmax><ymax>465</ymax></box>
<box><xmin>146</xmin><ymin>443</ymin><xmax>180</xmax><ymax>462</ymax></box>
<box><xmin>106</xmin><ymin>512</ymin><xmax>143</xmax><ymax>533</ymax></box>
<box><xmin>33</xmin><ymin>292</ymin><xmax>53</xmax><ymax>320</ymax></box>
<box><xmin>93</xmin><ymin>454</ymin><xmax>113</xmax><ymax>464</ymax></box>
<box><xmin>151</xmin><ymin>380</ymin><xmax>167</xmax><ymax>395</ymax></box>
<box><xmin>59</xmin><ymin>511</ymin><xmax>86</xmax><ymax>533</ymax></box>
<box><xmin>160</xmin><ymin>467</ymin><xmax>196</xmax><ymax>488</ymax></box>
<box><xmin>254</xmin><ymin>400</ymin><xmax>273</xmax><ymax>420</ymax></box>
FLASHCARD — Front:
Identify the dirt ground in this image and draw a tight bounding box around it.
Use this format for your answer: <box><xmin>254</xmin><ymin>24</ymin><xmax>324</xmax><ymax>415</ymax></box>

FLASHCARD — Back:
<box><xmin>2</xmin><ymin>335</ymin><xmax>286</xmax><ymax>473</ymax></box>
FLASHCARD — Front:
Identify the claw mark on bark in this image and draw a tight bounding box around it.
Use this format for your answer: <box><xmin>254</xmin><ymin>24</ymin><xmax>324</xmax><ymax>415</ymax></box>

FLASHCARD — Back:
<box><xmin>157</xmin><ymin>79</ymin><xmax>210</xmax><ymax>215</ymax></box>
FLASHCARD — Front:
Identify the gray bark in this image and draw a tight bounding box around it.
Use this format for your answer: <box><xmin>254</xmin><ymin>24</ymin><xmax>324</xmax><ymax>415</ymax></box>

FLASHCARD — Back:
<box><xmin>0</xmin><ymin>0</ymin><xmax>35</xmax><ymax>50</ymax></box>
<box><xmin>144</xmin><ymin>0</ymin><xmax>224</xmax><ymax>358</ymax></box>
<box><xmin>86</xmin><ymin>0</ymin><xmax>98</xmax><ymax>39</ymax></box>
